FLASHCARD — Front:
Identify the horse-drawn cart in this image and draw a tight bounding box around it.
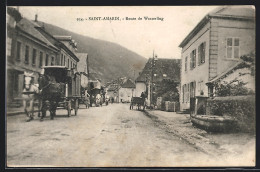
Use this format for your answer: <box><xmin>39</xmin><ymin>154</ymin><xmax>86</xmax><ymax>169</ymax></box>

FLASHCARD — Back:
<box><xmin>39</xmin><ymin>66</ymin><xmax>81</xmax><ymax>120</ymax></box>
<box><xmin>130</xmin><ymin>97</ymin><xmax>146</xmax><ymax>111</ymax></box>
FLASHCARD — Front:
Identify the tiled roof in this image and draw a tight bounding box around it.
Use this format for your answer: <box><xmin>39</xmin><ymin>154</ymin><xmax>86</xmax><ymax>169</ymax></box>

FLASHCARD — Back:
<box><xmin>121</xmin><ymin>79</ymin><xmax>135</xmax><ymax>88</ymax></box>
<box><xmin>107</xmin><ymin>84</ymin><xmax>120</xmax><ymax>92</ymax></box>
<box><xmin>16</xmin><ymin>18</ymin><xmax>58</xmax><ymax>50</ymax></box>
<box><xmin>136</xmin><ymin>58</ymin><xmax>181</xmax><ymax>83</ymax></box>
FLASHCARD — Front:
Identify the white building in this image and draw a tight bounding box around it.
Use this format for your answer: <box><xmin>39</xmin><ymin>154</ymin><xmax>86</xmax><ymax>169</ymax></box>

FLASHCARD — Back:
<box><xmin>179</xmin><ymin>6</ymin><xmax>255</xmax><ymax>111</ymax></box>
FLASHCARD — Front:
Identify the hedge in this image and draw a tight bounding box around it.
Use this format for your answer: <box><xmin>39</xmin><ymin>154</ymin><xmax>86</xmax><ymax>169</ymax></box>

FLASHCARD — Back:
<box><xmin>206</xmin><ymin>95</ymin><xmax>255</xmax><ymax>132</ymax></box>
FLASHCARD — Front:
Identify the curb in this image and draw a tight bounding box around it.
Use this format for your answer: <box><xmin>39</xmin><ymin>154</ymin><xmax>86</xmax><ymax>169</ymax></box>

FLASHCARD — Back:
<box><xmin>7</xmin><ymin>110</ymin><xmax>41</xmax><ymax>116</ymax></box>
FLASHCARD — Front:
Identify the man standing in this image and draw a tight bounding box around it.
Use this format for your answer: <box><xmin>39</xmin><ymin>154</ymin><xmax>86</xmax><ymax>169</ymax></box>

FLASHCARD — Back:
<box><xmin>84</xmin><ymin>90</ymin><xmax>90</xmax><ymax>108</ymax></box>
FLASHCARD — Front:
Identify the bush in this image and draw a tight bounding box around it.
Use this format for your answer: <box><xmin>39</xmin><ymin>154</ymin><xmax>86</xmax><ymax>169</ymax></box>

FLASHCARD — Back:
<box><xmin>206</xmin><ymin>95</ymin><xmax>255</xmax><ymax>132</ymax></box>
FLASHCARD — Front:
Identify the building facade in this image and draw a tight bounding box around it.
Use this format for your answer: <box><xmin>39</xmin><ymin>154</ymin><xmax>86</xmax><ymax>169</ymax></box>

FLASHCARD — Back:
<box><xmin>179</xmin><ymin>6</ymin><xmax>255</xmax><ymax>111</ymax></box>
<box><xmin>6</xmin><ymin>8</ymin><xmax>80</xmax><ymax>106</ymax></box>
<box><xmin>7</xmin><ymin>12</ymin><xmax>60</xmax><ymax>104</ymax></box>
<box><xmin>118</xmin><ymin>79</ymin><xmax>136</xmax><ymax>103</ymax></box>
<box><xmin>76</xmin><ymin>53</ymin><xmax>89</xmax><ymax>91</ymax></box>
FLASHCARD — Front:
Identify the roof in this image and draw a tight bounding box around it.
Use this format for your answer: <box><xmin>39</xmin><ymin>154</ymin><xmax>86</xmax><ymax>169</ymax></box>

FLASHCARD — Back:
<box><xmin>16</xmin><ymin>18</ymin><xmax>58</xmax><ymax>50</ymax></box>
<box><xmin>53</xmin><ymin>35</ymin><xmax>72</xmax><ymax>41</ymax></box>
<box><xmin>136</xmin><ymin>58</ymin><xmax>181</xmax><ymax>83</ymax></box>
<box><xmin>179</xmin><ymin>6</ymin><xmax>255</xmax><ymax>48</ymax></box>
<box><xmin>206</xmin><ymin>61</ymin><xmax>244</xmax><ymax>84</ymax></box>
<box><xmin>121</xmin><ymin>79</ymin><xmax>135</xmax><ymax>88</ymax></box>
<box><xmin>107</xmin><ymin>84</ymin><xmax>120</xmax><ymax>92</ymax></box>
<box><xmin>31</xmin><ymin>20</ymin><xmax>79</xmax><ymax>62</ymax></box>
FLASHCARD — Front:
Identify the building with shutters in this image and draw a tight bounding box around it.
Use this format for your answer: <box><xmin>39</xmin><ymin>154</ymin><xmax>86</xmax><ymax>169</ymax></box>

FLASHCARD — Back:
<box><xmin>178</xmin><ymin>6</ymin><xmax>255</xmax><ymax>111</ymax></box>
<box><xmin>6</xmin><ymin>8</ymin><xmax>79</xmax><ymax>106</ymax></box>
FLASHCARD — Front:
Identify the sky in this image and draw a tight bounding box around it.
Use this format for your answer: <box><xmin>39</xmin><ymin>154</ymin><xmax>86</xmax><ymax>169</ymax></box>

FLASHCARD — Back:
<box><xmin>16</xmin><ymin>6</ymin><xmax>220</xmax><ymax>59</ymax></box>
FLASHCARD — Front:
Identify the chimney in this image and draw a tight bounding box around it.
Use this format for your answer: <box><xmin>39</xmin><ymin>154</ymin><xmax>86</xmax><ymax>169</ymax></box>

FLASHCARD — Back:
<box><xmin>35</xmin><ymin>14</ymin><xmax>38</xmax><ymax>22</ymax></box>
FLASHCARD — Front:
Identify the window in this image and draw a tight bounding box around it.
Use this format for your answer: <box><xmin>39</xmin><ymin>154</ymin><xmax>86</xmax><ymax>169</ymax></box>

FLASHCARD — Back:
<box><xmin>190</xmin><ymin>49</ymin><xmax>196</xmax><ymax>69</ymax></box>
<box><xmin>190</xmin><ymin>81</ymin><xmax>196</xmax><ymax>98</ymax></box>
<box><xmin>67</xmin><ymin>59</ymin><xmax>69</xmax><ymax>68</ymax></box>
<box><xmin>16</xmin><ymin>41</ymin><xmax>21</xmax><ymax>61</ymax></box>
<box><xmin>45</xmin><ymin>54</ymin><xmax>49</xmax><ymax>66</ymax></box>
<box><xmin>51</xmin><ymin>56</ymin><xmax>55</xmax><ymax>66</ymax></box>
<box><xmin>226</xmin><ymin>38</ymin><xmax>239</xmax><ymax>59</ymax></box>
<box><xmin>182</xmin><ymin>85</ymin><xmax>185</xmax><ymax>103</ymax></box>
<box><xmin>198</xmin><ymin>80</ymin><xmax>204</xmax><ymax>95</ymax></box>
<box><xmin>32</xmin><ymin>49</ymin><xmax>36</xmax><ymax>66</ymax></box>
<box><xmin>64</xmin><ymin>56</ymin><xmax>66</xmax><ymax>66</ymax></box>
<box><xmin>7</xmin><ymin>38</ymin><xmax>12</xmax><ymax>56</ymax></box>
<box><xmin>71</xmin><ymin>61</ymin><xmax>73</xmax><ymax>69</ymax></box>
<box><xmin>187</xmin><ymin>84</ymin><xmax>190</xmax><ymax>102</ymax></box>
<box><xmin>25</xmin><ymin>45</ymin><xmax>29</xmax><ymax>64</ymax></box>
<box><xmin>39</xmin><ymin>52</ymin><xmax>43</xmax><ymax>67</ymax></box>
<box><xmin>61</xmin><ymin>54</ymin><xmax>63</xmax><ymax>66</ymax></box>
<box><xmin>183</xmin><ymin>84</ymin><xmax>190</xmax><ymax>103</ymax></box>
<box><xmin>198</xmin><ymin>42</ymin><xmax>206</xmax><ymax>65</ymax></box>
<box><xmin>184</xmin><ymin>56</ymin><xmax>188</xmax><ymax>71</ymax></box>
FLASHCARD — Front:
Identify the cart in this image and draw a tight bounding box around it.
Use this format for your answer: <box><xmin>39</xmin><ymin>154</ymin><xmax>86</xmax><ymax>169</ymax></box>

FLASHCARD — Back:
<box><xmin>130</xmin><ymin>97</ymin><xmax>146</xmax><ymax>111</ymax></box>
<box><xmin>41</xmin><ymin>66</ymin><xmax>81</xmax><ymax>117</ymax></box>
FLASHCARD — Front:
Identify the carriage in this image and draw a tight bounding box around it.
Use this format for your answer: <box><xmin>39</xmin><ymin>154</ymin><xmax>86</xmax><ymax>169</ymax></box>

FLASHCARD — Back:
<box><xmin>39</xmin><ymin>66</ymin><xmax>81</xmax><ymax>118</ymax></box>
<box><xmin>130</xmin><ymin>97</ymin><xmax>146</xmax><ymax>111</ymax></box>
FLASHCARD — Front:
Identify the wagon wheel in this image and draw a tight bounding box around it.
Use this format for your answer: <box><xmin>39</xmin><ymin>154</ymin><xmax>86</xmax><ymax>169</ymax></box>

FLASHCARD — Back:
<box><xmin>74</xmin><ymin>99</ymin><xmax>78</xmax><ymax>116</ymax></box>
<box><xmin>67</xmin><ymin>101</ymin><xmax>71</xmax><ymax>117</ymax></box>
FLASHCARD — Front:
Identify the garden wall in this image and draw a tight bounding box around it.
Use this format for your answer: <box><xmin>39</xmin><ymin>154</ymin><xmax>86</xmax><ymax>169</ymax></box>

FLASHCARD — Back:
<box><xmin>206</xmin><ymin>95</ymin><xmax>255</xmax><ymax>132</ymax></box>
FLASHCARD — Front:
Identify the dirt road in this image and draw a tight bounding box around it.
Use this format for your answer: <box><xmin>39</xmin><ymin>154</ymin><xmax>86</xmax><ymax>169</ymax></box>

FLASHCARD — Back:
<box><xmin>6</xmin><ymin>103</ymin><xmax>253</xmax><ymax>167</ymax></box>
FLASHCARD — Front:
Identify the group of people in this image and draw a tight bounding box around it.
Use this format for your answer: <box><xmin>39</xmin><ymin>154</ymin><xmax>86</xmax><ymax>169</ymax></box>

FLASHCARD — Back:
<box><xmin>83</xmin><ymin>90</ymin><xmax>114</xmax><ymax>108</ymax></box>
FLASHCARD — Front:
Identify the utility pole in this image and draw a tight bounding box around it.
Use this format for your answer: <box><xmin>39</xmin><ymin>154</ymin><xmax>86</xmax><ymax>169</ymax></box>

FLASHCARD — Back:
<box><xmin>150</xmin><ymin>50</ymin><xmax>154</xmax><ymax>109</ymax></box>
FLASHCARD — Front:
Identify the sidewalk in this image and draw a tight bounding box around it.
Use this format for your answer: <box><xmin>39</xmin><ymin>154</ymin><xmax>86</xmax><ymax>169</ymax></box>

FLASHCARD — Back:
<box><xmin>6</xmin><ymin>106</ymin><xmax>40</xmax><ymax>116</ymax></box>
<box><xmin>144</xmin><ymin>109</ymin><xmax>255</xmax><ymax>162</ymax></box>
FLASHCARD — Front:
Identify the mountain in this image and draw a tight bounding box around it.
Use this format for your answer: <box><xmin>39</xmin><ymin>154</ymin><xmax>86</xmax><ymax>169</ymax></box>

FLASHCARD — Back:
<box><xmin>38</xmin><ymin>22</ymin><xmax>147</xmax><ymax>84</ymax></box>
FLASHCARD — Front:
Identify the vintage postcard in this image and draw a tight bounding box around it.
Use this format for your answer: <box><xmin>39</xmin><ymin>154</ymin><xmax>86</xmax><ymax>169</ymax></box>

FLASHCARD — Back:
<box><xmin>6</xmin><ymin>6</ymin><xmax>256</xmax><ymax>167</ymax></box>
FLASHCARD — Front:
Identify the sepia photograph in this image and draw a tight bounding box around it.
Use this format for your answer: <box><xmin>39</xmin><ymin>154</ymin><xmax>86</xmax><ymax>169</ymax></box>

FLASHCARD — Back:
<box><xmin>6</xmin><ymin>5</ymin><xmax>256</xmax><ymax>167</ymax></box>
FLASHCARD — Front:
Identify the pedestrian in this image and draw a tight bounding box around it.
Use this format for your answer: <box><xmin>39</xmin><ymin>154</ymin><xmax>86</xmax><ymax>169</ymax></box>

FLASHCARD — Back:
<box><xmin>141</xmin><ymin>92</ymin><xmax>146</xmax><ymax>100</ymax></box>
<box><xmin>84</xmin><ymin>90</ymin><xmax>90</xmax><ymax>109</ymax></box>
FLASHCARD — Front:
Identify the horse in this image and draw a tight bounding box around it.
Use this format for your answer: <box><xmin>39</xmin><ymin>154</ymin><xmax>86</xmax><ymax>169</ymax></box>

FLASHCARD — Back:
<box><xmin>130</xmin><ymin>97</ymin><xmax>146</xmax><ymax>111</ymax></box>
<box><xmin>38</xmin><ymin>74</ymin><xmax>63</xmax><ymax>121</ymax></box>
<box><xmin>22</xmin><ymin>72</ymin><xmax>40</xmax><ymax>122</ymax></box>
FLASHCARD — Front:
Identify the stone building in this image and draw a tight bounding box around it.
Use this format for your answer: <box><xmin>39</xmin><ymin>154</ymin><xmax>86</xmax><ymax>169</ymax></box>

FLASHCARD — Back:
<box><xmin>135</xmin><ymin>58</ymin><xmax>181</xmax><ymax>106</ymax></box>
<box><xmin>118</xmin><ymin>79</ymin><xmax>136</xmax><ymax>103</ymax></box>
<box><xmin>179</xmin><ymin>6</ymin><xmax>255</xmax><ymax>111</ymax></box>
<box><xmin>6</xmin><ymin>8</ymin><xmax>79</xmax><ymax>106</ymax></box>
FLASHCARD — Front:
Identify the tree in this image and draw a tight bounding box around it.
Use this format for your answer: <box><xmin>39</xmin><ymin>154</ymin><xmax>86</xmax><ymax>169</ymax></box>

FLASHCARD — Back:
<box><xmin>214</xmin><ymin>52</ymin><xmax>255</xmax><ymax>97</ymax></box>
<box><xmin>154</xmin><ymin>79</ymin><xmax>179</xmax><ymax>103</ymax></box>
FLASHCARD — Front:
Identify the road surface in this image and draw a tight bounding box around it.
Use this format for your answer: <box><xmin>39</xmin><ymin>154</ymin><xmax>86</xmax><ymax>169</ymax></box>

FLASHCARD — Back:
<box><xmin>6</xmin><ymin>103</ymin><xmax>234</xmax><ymax>167</ymax></box>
